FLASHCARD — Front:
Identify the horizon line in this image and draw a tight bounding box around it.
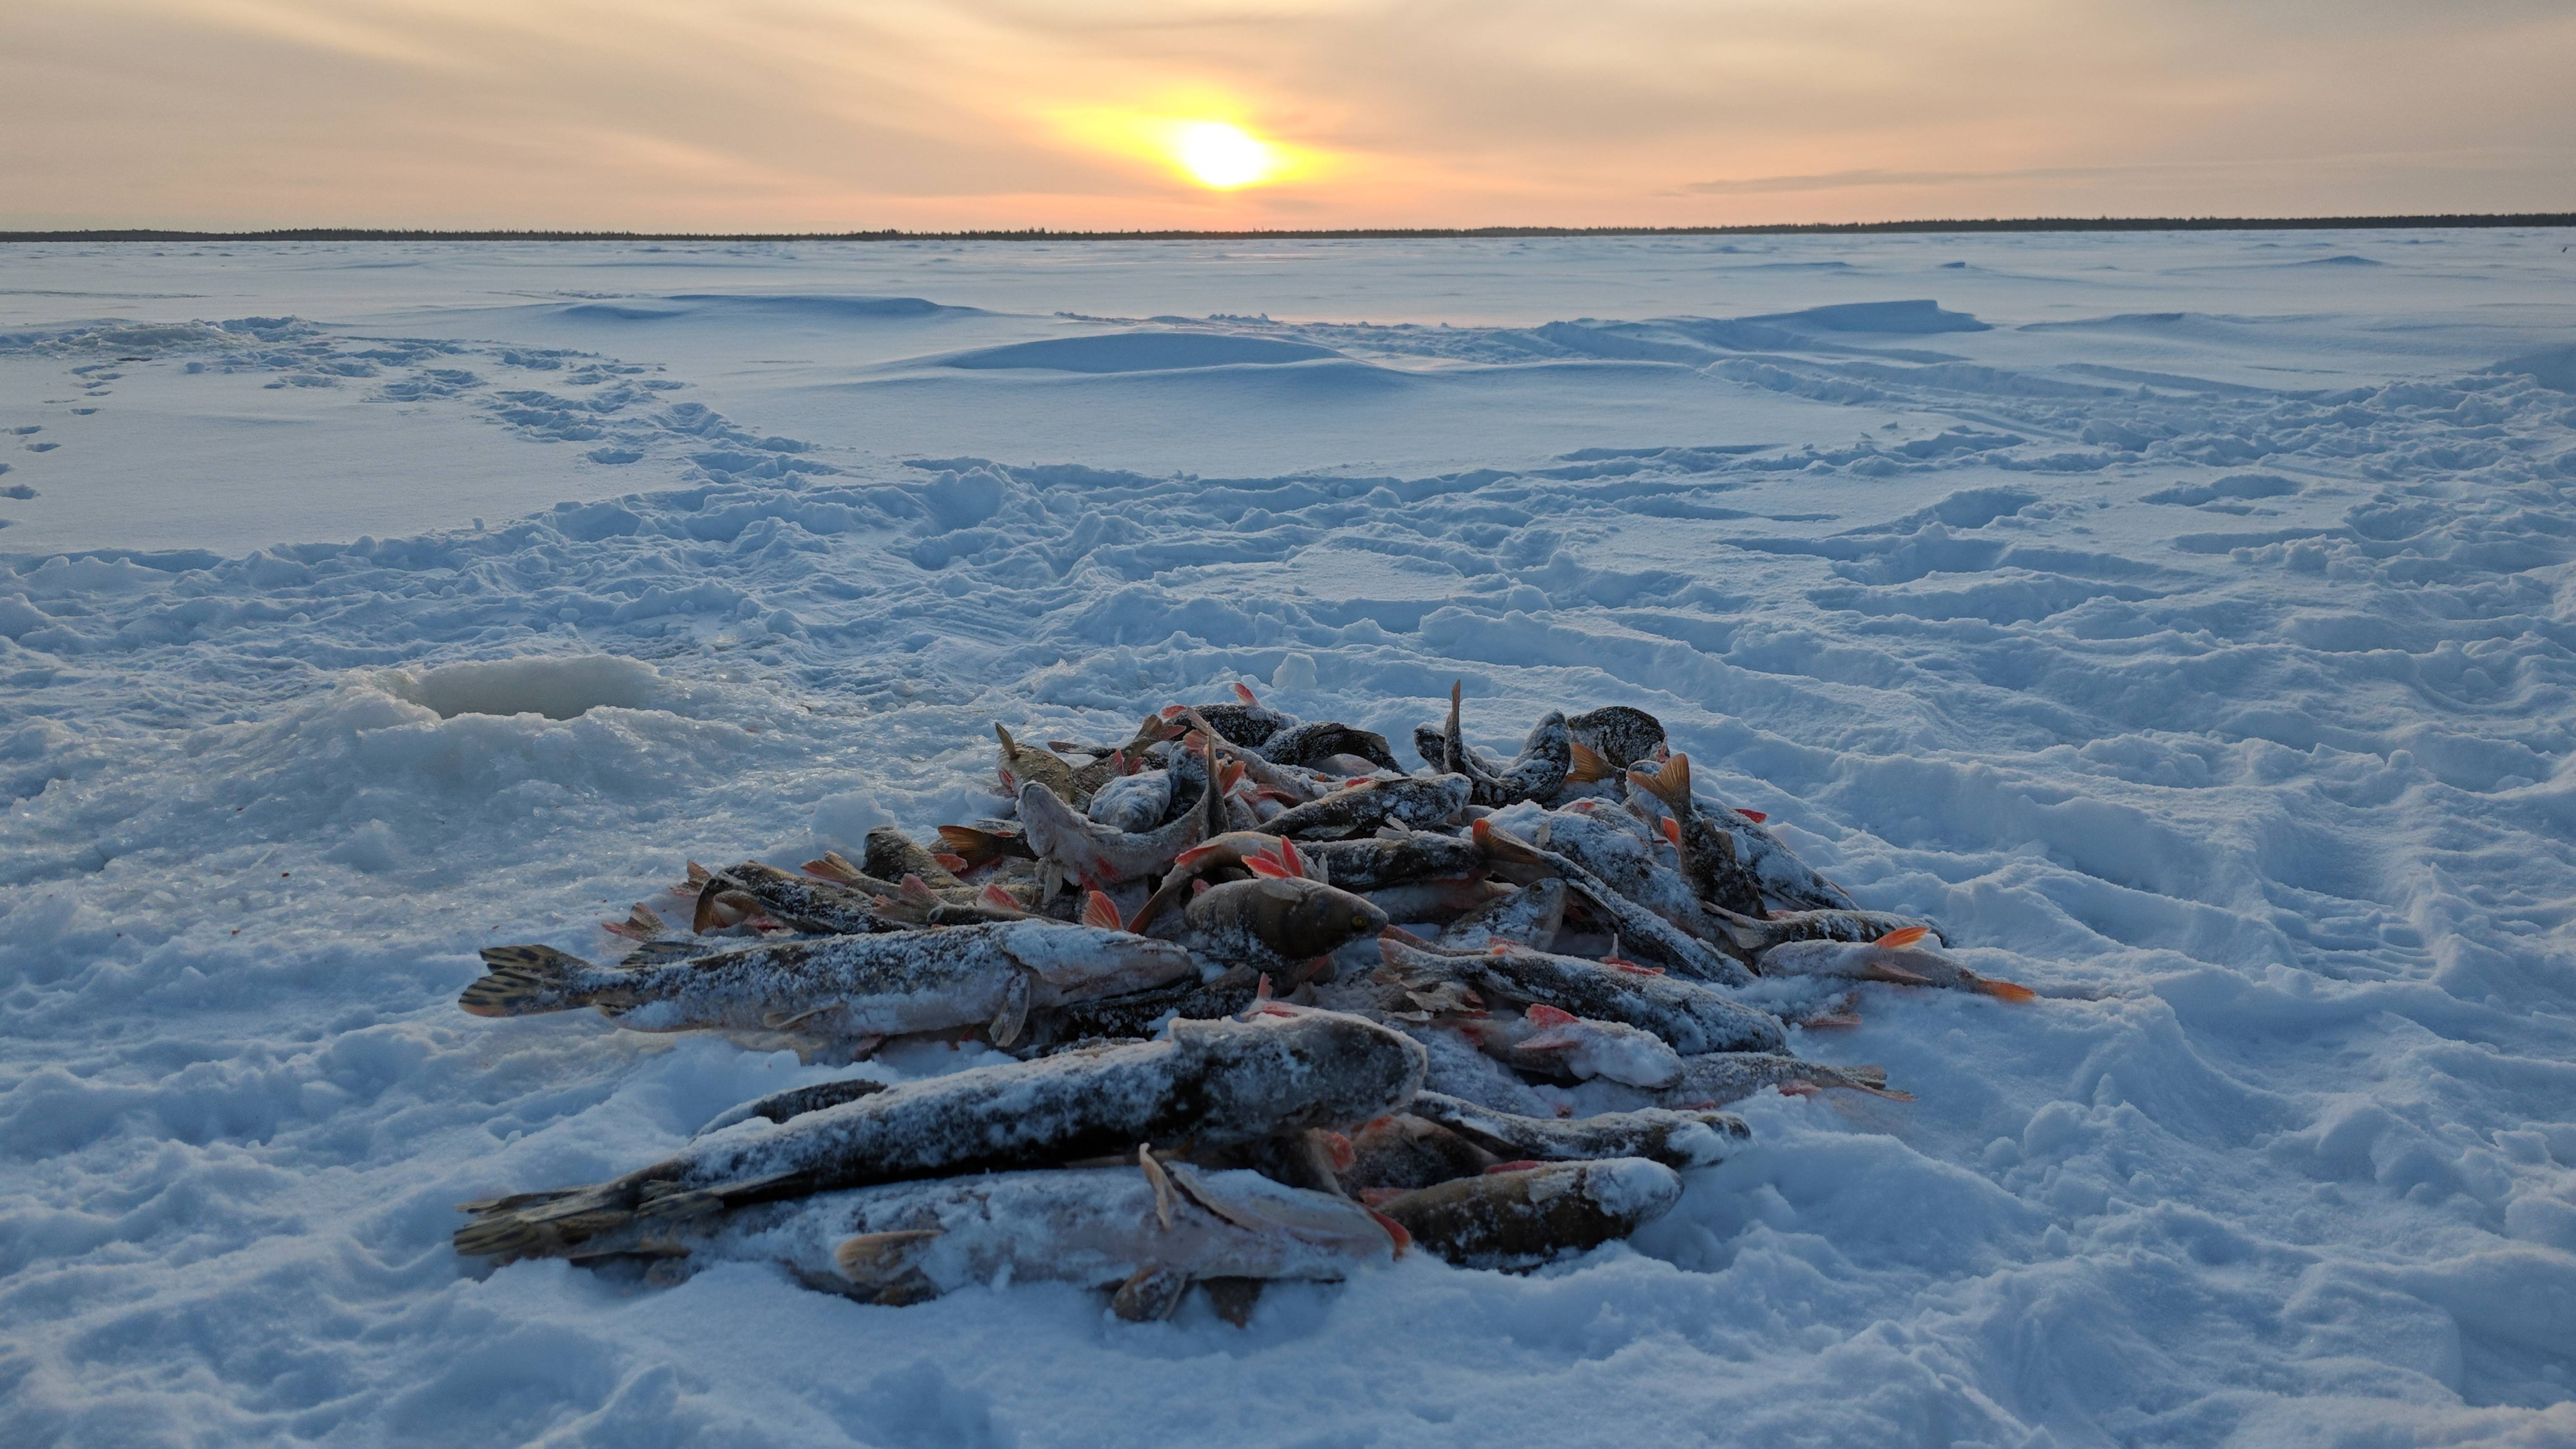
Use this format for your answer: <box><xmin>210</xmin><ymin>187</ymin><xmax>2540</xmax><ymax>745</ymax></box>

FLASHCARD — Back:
<box><xmin>5</xmin><ymin>212</ymin><xmax>2575</xmax><ymax>244</ymax></box>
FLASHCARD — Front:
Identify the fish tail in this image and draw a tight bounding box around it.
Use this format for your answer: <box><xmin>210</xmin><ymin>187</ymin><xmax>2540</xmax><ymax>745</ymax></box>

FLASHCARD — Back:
<box><xmin>1701</xmin><ymin>906</ymin><xmax>1770</xmax><ymax>955</ymax></box>
<box><xmin>453</xmin><ymin>1174</ymin><xmax>651</xmax><ymax>1260</ymax></box>
<box><xmin>1971</xmin><ymin>975</ymin><xmax>2038</xmax><ymax>1003</ymax></box>
<box><xmin>1565</xmin><ymin>740</ymin><xmax>1610</xmax><ymax>783</ymax></box>
<box><xmin>459</xmin><ymin>944</ymin><xmax>620</xmax><ymax>1018</ymax></box>
<box><xmin>1845</xmin><ymin>1064</ymin><xmax>1889</xmax><ymax>1088</ymax></box>
<box><xmin>1625</xmin><ymin>752</ymin><xmax>1690</xmax><ymax>811</ymax></box>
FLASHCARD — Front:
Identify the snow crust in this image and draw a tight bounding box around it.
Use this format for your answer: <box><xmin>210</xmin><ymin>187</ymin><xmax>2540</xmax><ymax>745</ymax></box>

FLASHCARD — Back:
<box><xmin>5</xmin><ymin>230</ymin><xmax>2576</xmax><ymax>1445</ymax></box>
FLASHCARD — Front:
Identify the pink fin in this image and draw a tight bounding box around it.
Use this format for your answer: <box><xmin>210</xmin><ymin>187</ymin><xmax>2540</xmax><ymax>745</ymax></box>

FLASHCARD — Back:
<box><xmin>1359</xmin><ymin>1188</ymin><xmax>1407</xmax><ymax>1208</ymax></box>
<box><xmin>979</xmin><ymin>883</ymin><xmax>1022</xmax><ymax>912</ymax></box>
<box><xmin>1738</xmin><ymin>809</ymin><xmax>1767</xmax><ymax>824</ymax></box>
<box><xmin>1873</xmin><ymin>925</ymin><xmax>1930</xmax><ymax>949</ymax></box>
<box><xmin>1365</xmin><ymin>1207</ymin><xmax>1414</xmax><ymax>1255</ymax></box>
<box><xmin>1515</xmin><ymin>1031</ymin><xmax>1580</xmax><ymax>1052</ymax></box>
<box><xmin>1524</xmin><ymin>1004</ymin><xmax>1577</xmax><ymax>1027</ymax></box>
<box><xmin>1661</xmin><ymin>817</ymin><xmax>1680</xmax><ymax>846</ymax></box>
<box><xmin>1972</xmin><ymin>976</ymin><xmax>2039</xmax><ymax>1003</ymax></box>
<box><xmin>1244</xmin><ymin>856</ymin><xmax>1295</xmax><ymax>879</ymax></box>
<box><xmin>932</xmin><ymin>852</ymin><xmax>971</xmax><ymax>874</ymax></box>
<box><xmin>1323</xmin><ymin>1132</ymin><xmax>1356</xmax><ymax>1172</ymax></box>
<box><xmin>1233</xmin><ymin>682</ymin><xmax>1259</xmax><ymax>706</ymax></box>
<box><xmin>1483</xmin><ymin>1160</ymin><xmax>1544</xmax><ymax>1175</ymax></box>
<box><xmin>1864</xmin><ymin>961</ymin><xmax>1936</xmax><ymax>986</ymax></box>
<box><xmin>1082</xmin><ymin>891</ymin><xmax>1122</xmax><ymax>931</ymax></box>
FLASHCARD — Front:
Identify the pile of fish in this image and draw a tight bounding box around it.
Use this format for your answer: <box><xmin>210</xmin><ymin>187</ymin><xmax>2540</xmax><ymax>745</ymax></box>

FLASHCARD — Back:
<box><xmin>454</xmin><ymin>684</ymin><xmax>2033</xmax><ymax>1322</ymax></box>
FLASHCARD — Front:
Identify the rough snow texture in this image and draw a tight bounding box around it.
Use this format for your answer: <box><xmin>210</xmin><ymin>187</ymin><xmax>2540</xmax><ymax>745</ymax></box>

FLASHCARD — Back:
<box><xmin>5</xmin><ymin>231</ymin><xmax>2576</xmax><ymax>1445</ymax></box>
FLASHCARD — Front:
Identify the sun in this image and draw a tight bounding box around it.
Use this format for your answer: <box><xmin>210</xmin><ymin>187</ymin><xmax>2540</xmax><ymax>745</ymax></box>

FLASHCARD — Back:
<box><xmin>1171</xmin><ymin>121</ymin><xmax>1275</xmax><ymax>190</ymax></box>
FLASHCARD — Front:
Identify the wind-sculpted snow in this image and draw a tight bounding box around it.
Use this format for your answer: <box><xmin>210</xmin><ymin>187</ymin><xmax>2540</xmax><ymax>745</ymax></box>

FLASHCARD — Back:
<box><xmin>3</xmin><ymin>231</ymin><xmax>2575</xmax><ymax>1445</ymax></box>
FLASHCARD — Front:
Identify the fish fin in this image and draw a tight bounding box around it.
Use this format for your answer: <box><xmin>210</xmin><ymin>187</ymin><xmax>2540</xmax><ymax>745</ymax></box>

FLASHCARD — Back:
<box><xmin>993</xmin><ymin>722</ymin><xmax>1016</xmax><ymax>752</ymax></box>
<box><xmin>1864</xmin><ymin>961</ymin><xmax>1936</xmax><ymax>986</ymax></box>
<box><xmin>1873</xmin><ymin>925</ymin><xmax>1930</xmax><ymax>949</ymax></box>
<box><xmin>1846</xmin><ymin>1065</ymin><xmax>1889</xmax><ymax>1088</ymax></box>
<box><xmin>460</xmin><ymin>944</ymin><xmax>602</xmax><ymax>1018</ymax></box>
<box><xmin>989</xmin><ymin>972</ymin><xmax>1031</xmax><ymax>1046</ymax></box>
<box><xmin>1971</xmin><ymin>976</ymin><xmax>2039</xmax><ymax>1003</ymax></box>
<box><xmin>1218</xmin><ymin>759</ymin><xmax>1247</xmax><ymax>793</ymax></box>
<box><xmin>1138</xmin><ymin>1145</ymin><xmax>1175</xmax><ymax>1231</ymax></box>
<box><xmin>803</xmin><ymin>852</ymin><xmax>862</xmax><ymax>883</ymax></box>
<box><xmin>1113</xmin><ymin>1267</ymin><xmax>1192</xmax><ymax>1323</ymax></box>
<box><xmin>1191</xmin><ymin>878</ymin><xmax>1210</xmax><ymax>896</ymax></box>
<box><xmin>1737</xmin><ymin>809</ymin><xmax>1767</xmax><ymax>824</ymax></box>
<box><xmin>1160</xmin><ymin>704</ymin><xmax>1189</xmax><ymax>719</ymax></box>
<box><xmin>602</xmin><ymin>904</ymin><xmax>665</xmax><ymax>940</ymax></box>
<box><xmin>1363</xmin><ymin>1206</ymin><xmax>1412</xmax><ymax>1256</ymax></box>
<box><xmin>1660</xmin><ymin>816</ymin><xmax>1681</xmax><ymax>847</ymax></box>
<box><xmin>684</xmin><ymin>861</ymin><xmax>712</xmax><ymax>887</ymax></box>
<box><xmin>834</xmin><ymin>1229</ymin><xmax>943</xmax><ymax>1286</ymax></box>
<box><xmin>1233</xmin><ymin>682</ymin><xmax>1259</xmax><ymax>706</ymax></box>
<box><xmin>1524</xmin><ymin>1003</ymin><xmax>1578</xmax><ymax>1027</ymax></box>
<box><xmin>1232</xmin><ymin>973</ymin><xmax>1275</xmax><ymax>1022</ymax></box>
<box><xmin>1469</xmin><ymin>818</ymin><xmax>1547</xmax><ymax>870</ymax></box>
<box><xmin>1566</xmin><ymin>740</ymin><xmax>1610</xmax><ymax>783</ymax></box>
<box><xmin>898</xmin><ymin>873</ymin><xmax>938</xmax><ymax>907</ymax></box>
<box><xmin>979</xmin><ymin>882</ymin><xmax>1027</xmax><ymax>915</ymax></box>
<box><xmin>931</xmin><ymin>852</ymin><xmax>971</xmax><ymax>874</ymax></box>
<box><xmin>1358</xmin><ymin>1187</ymin><xmax>1405</xmax><ymax>1208</ymax></box>
<box><xmin>1082</xmin><ymin>890</ymin><xmax>1123</xmax><ymax>931</ymax></box>
<box><xmin>1483</xmin><ymin>1160</ymin><xmax>1545</xmax><ymax>1174</ymax></box>
<box><xmin>1244</xmin><ymin>856</ymin><xmax>1295</xmax><ymax>879</ymax></box>
<box><xmin>1322</xmin><ymin>1131</ymin><xmax>1356</xmax><ymax>1172</ymax></box>
<box><xmin>1514</xmin><ymin>1030</ymin><xmax>1580</xmax><ymax>1052</ymax></box>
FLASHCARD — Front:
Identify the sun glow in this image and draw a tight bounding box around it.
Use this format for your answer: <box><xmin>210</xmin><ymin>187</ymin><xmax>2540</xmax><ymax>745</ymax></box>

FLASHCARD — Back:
<box><xmin>1171</xmin><ymin>122</ymin><xmax>1274</xmax><ymax>189</ymax></box>
<box><xmin>1050</xmin><ymin>105</ymin><xmax>1311</xmax><ymax>193</ymax></box>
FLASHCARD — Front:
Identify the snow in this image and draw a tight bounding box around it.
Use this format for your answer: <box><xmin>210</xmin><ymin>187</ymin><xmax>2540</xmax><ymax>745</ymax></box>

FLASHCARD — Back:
<box><xmin>5</xmin><ymin>228</ymin><xmax>2576</xmax><ymax>1445</ymax></box>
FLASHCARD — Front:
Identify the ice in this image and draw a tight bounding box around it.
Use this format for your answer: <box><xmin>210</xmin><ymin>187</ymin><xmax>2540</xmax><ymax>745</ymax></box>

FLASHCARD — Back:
<box><xmin>4</xmin><ymin>228</ymin><xmax>2576</xmax><ymax>1444</ymax></box>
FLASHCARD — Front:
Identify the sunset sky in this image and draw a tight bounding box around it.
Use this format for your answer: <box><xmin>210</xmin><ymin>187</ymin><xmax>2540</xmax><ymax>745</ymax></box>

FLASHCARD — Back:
<box><xmin>5</xmin><ymin>0</ymin><xmax>2572</xmax><ymax>231</ymax></box>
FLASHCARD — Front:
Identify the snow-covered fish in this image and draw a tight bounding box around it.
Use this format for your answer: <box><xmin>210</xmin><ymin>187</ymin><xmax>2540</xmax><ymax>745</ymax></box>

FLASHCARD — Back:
<box><xmin>1377</xmin><ymin>1158</ymin><xmax>1683</xmax><ymax>1270</ymax></box>
<box><xmin>460</xmin><ymin>918</ymin><xmax>1196</xmax><ymax>1047</ymax></box>
<box><xmin>563</xmin><ymin>1164</ymin><xmax>1396</xmax><ymax>1318</ymax></box>
<box><xmin>1257</xmin><ymin>773</ymin><xmax>1472</xmax><ymax>839</ymax></box>
<box><xmin>1404</xmin><ymin>1091</ymin><xmax>1748</xmax><ymax>1169</ymax></box>
<box><xmin>1472</xmin><ymin>821</ymin><xmax>1753</xmax><ymax>985</ymax></box>
<box><xmin>1454</xmin><ymin>1005</ymin><xmax>1685</xmax><ymax>1089</ymax></box>
<box><xmin>694</xmin><ymin>860</ymin><xmax>898</xmax><ymax>936</ymax></box>
<box><xmin>1084</xmin><ymin>767</ymin><xmax>1174</xmax><ymax>833</ymax></box>
<box><xmin>1016</xmin><ymin>767</ymin><xmax>1213</xmax><ymax>890</ymax></box>
<box><xmin>930</xmin><ymin>821</ymin><xmax>1036</xmax><ymax>871</ymax></box>
<box><xmin>1413</xmin><ymin>683</ymin><xmax>1573</xmax><ymax>805</ymax></box>
<box><xmin>697</xmin><ymin>1078</ymin><xmax>891</xmax><ymax>1135</ymax></box>
<box><xmin>1437</xmin><ymin>878</ymin><xmax>1568</xmax><ymax>953</ymax></box>
<box><xmin>1707</xmin><ymin>905</ymin><xmax>1940</xmax><ymax>956</ymax></box>
<box><xmin>1375</xmin><ymin>927</ymin><xmax>1784</xmax><ymax>1054</ymax></box>
<box><xmin>1655</xmin><ymin>1052</ymin><xmax>1913</xmax><ymax>1109</ymax></box>
<box><xmin>454</xmin><ymin>1008</ymin><xmax>1429</xmax><ymax>1262</ymax></box>
<box><xmin>1755</xmin><ymin>926</ymin><xmax>2033</xmax><ymax>1001</ymax></box>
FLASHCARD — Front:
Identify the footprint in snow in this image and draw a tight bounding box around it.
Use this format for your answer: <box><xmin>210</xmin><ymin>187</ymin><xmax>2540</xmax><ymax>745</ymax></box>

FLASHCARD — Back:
<box><xmin>1</xmin><ymin>484</ymin><xmax>35</xmax><ymax>500</ymax></box>
<box><xmin>25</xmin><ymin>442</ymin><xmax>59</xmax><ymax>452</ymax></box>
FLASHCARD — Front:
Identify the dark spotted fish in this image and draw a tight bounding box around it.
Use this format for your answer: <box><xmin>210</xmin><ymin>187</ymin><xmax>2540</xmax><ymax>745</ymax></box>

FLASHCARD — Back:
<box><xmin>1340</xmin><ymin>1114</ymin><xmax>1498</xmax><ymax>1198</ymax></box>
<box><xmin>995</xmin><ymin>724</ymin><xmax>1083</xmax><ymax>806</ymax></box>
<box><xmin>1563</xmin><ymin>705</ymin><xmax>1667</xmax><ymax>782</ymax></box>
<box><xmin>1621</xmin><ymin>755</ymin><xmax>1766</xmax><ymax>917</ymax></box>
<box><xmin>1378</xmin><ymin>1158</ymin><xmax>1683</xmax><ymax>1270</ymax></box>
<box><xmin>1706</xmin><ymin>905</ymin><xmax>1939</xmax><ymax>956</ymax></box>
<box><xmin>1452</xmin><ymin>1005</ymin><xmax>1685</xmax><ymax>1088</ymax></box>
<box><xmin>1258</xmin><ymin>721</ymin><xmax>1403</xmax><ymax>773</ymax></box>
<box><xmin>1374</xmin><ymin>928</ymin><xmax>1784</xmax><ymax>1054</ymax></box>
<box><xmin>1258</xmin><ymin>774</ymin><xmax>1472</xmax><ymax>839</ymax></box>
<box><xmin>458</xmin><ymin>920</ymin><xmax>1195</xmax><ymax>1047</ymax></box>
<box><xmin>862</xmin><ymin>826</ymin><xmax>966</xmax><ymax>892</ymax></box>
<box><xmin>1188</xmin><ymin>684</ymin><xmax>1298</xmax><ymax>748</ymax></box>
<box><xmin>453</xmin><ymin>1009</ymin><xmax>1430</xmax><ymax>1262</ymax></box>
<box><xmin>697</xmin><ymin>860</ymin><xmax>900</xmax><ymax>936</ymax></box>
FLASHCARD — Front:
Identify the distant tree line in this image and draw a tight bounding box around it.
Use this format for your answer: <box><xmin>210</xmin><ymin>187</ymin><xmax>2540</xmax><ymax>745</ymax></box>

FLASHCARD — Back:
<box><xmin>5</xmin><ymin>215</ymin><xmax>2572</xmax><ymax>243</ymax></box>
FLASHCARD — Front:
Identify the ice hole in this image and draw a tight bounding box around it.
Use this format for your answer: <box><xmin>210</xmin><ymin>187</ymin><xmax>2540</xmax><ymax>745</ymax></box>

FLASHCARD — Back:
<box><xmin>383</xmin><ymin>654</ymin><xmax>660</xmax><ymax>720</ymax></box>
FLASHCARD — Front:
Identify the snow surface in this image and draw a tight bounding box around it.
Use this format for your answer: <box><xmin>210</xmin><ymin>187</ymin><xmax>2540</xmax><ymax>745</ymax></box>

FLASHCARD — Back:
<box><xmin>5</xmin><ymin>230</ymin><xmax>2576</xmax><ymax>1446</ymax></box>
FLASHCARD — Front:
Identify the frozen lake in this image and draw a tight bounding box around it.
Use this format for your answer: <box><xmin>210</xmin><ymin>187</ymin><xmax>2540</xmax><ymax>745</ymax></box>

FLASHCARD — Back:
<box><xmin>5</xmin><ymin>230</ymin><xmax>2575</xmax><ymax>1445</ymax></box>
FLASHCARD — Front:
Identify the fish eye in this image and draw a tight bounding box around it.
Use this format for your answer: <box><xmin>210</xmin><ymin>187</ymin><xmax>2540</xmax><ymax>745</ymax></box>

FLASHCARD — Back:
<box><xmin>1352</xmin><ymin>913</ymin><xmax>1371</xmax><ymax>928</ymax></box>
